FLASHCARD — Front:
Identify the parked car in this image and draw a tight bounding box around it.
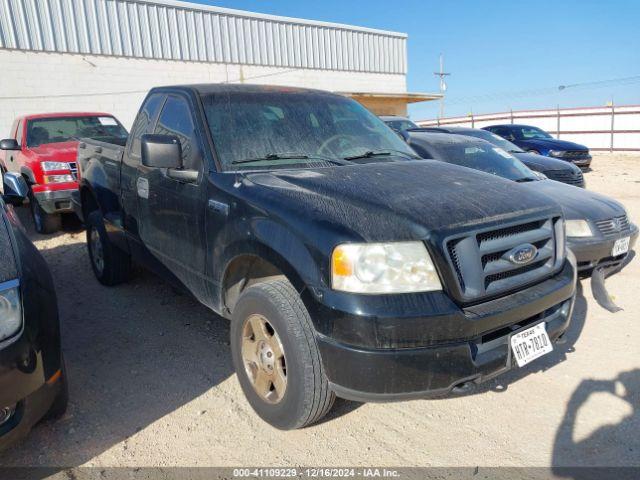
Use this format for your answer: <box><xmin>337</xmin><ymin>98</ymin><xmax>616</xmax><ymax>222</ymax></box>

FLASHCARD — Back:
<box><xmin>75</xmin><ymin>84</ymin><xmax>576</xmax><ymax>429</ymax></box>
<box><xmin>405</xmin><ymin>132</ymin><xmax>637</xmax><ymax>276</ymax></box>
<box><xmin>0</xmin><ymin>172</ymin><xmax>67</xmax><ymax>450</ymax></box>
<box><xmin>379</xmin><ymin>115</ymin><xmax>419</xmax><ymax>133</ymax></box>
<box><xmin>483</xmin><ymin>124</ymin><xmax>592</xmax><ymax>168</ymax></box>
<box><xmin>0</xmin><ymin>113</ymin><xmax>128</xmax><ymax>233</ymax></box>
<box><xmin>416</xmin><ymin>126</ymin><xmax>585</xmax><ymax>188</ymax></box>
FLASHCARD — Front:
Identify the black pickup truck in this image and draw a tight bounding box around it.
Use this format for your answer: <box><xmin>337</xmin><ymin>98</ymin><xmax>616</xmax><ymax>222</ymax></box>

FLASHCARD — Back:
<box><xmin>73</xmin><ymin>84</ymin><xmax>577</xmax><ymax>429</ymax></box>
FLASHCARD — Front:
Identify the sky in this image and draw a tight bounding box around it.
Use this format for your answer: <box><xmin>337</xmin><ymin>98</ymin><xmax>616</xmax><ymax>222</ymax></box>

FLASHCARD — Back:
<box><xmin>187</xmin><ymin>0</ymin><xmax>640</xmax><ymax>121</ymax></box>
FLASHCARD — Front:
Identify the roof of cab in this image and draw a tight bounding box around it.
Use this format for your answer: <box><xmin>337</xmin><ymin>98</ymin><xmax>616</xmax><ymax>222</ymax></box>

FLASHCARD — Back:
<box><xmin>16</xmin><ymin>112</ymin><xmax>115</xmax><ymax>121</ymax></box>
<box><xmin>152</xmin><ymin>83</ymin><xmax>334</xmax><ymax>97</ymax></box>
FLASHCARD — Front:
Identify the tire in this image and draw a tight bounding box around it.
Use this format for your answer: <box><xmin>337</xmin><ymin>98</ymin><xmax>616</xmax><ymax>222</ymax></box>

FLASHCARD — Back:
<box><xmin>29</xmin><ymin>190</ymin><xmax>61</xmax><ymax>234</ymax></box>
<box><xmin>86</xmin><ymin>210</ymin><xmax>131</xmax><ymax>286</ymax></box>
<box><xmin>230</xmin><ymin>279</ymin><xmax>335</xmax><ymax>430</ymax></box>
<box><xmin>42</xmin><ymin>357</ymin><xmax>69</xmax><ymax>421</ymax></box>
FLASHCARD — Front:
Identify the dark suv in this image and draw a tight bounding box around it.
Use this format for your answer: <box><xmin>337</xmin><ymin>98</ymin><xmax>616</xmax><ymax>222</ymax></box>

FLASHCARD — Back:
<box><xmin>0</xmin><ymin>173</ymin><xmax>67</xmax><ymax>450</ymax></box>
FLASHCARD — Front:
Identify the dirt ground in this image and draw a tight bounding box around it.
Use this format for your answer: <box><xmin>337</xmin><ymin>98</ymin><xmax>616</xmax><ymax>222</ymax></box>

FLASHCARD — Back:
<box><xmin>0</xmin><ymin>154</ymin><xmax>638</xmax><ymax>469</ymax></box>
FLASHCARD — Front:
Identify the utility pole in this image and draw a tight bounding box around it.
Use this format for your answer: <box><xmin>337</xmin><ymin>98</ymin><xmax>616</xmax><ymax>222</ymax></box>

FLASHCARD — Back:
<box><xmin>434</xmin><ymin>53</ymin><xmax>450</xmax><ymax>119</ymax></box>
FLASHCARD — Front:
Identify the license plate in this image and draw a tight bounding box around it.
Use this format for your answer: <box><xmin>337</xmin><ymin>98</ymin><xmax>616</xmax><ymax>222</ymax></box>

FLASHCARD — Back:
<box><xmin>612</xmin><ymin>237</ymin><xmax>630</xmax><ymax>257</ymax></box>
<box><xmin>510</xmin><ymin>323</ymin><xmax>553</xmax><ymax>367</ymax></box>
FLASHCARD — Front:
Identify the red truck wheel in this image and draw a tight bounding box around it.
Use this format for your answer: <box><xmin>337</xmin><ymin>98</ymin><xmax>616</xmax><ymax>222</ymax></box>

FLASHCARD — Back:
<box><xmin>28</xmin><ymin>191</ymin><xmax>61</xmax><ymax>234</ymax></box>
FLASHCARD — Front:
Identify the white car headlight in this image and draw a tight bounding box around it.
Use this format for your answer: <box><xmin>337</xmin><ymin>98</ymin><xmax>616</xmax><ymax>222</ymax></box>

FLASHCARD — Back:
<box><xmin>0</xmin><ymin>281</ymin><xmax>21</xmax><ymax>342</ymax></box>
<box><xmin>566</xmin><ymin>219</ymin><xmax>593</xmax><ymax>237</ymax></box>
<box><xmin>331</xmin><ymin>241</ymin><xmax>442</xmax><ymax>294</ymax></box>
<box><xmin>549</xmin><ymin>150</ymin><xmax>566</xmax><ymax>157</ymax></box>
<box><xmin>41</xmin><ymin>161</ymin><xmax>70</xmax><ymax>171</ymax></box>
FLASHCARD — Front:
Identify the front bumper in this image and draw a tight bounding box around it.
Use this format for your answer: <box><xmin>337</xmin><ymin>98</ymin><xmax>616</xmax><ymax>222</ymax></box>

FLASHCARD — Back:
<box><xmin>315</xmin><ymin>257</ymin><xmax>577</xmax><ymax>402</ymax></box>
<box><xmin>569</xmin><ymin>224</ymin><xmax>638</xmax><ymax>274</ymax></box>
<box><xmin>0</xmin><ymin>332</ymin><xmax>62</xmax><ymax>451</ymax></box>
<box><xmin>31</xmin><ymin>184</ymin><xmax>78</xmax><ymax>214</ymax></box>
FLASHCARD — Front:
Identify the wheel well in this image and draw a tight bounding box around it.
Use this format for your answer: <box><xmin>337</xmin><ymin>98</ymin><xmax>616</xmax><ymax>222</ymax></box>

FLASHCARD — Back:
<box><xmin>222</xmin><ymin>255</ymin><xmax>287</xmax><ymax>316</ymax></box>
<box><xmin>81</xmin><ymin>187</ymin><xmax>99</xmax><ymax>220</ymax></box>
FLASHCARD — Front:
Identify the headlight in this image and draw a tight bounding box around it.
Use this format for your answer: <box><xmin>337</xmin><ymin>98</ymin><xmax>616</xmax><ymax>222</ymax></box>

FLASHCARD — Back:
<box><xmin>549</xmin><ymin>150</ymin><xmax>566</xmax><ymax>157</ymax></box>
<box><xmin>566</xmin><ymin>219</ymin><xmax>593</xmax><ymax>237</ymax></box>
<box><xmin>43</xmin><ymin>174</ymin><xmax>74</xmax><ymax>184</ymax></box>
<box><xmin>0</xmin><ymin>281</ymin><xmax>21</xmax><ymax>342</ymax></box>
<box><xmin>41</xmin><ymin>161</ymin><xmax>70</xmax><ymax>171</ymax></box>
<box><xmin>331</xmin><ymin>241</ymin><xmax>442</xmax><ymax>294</ymax></box>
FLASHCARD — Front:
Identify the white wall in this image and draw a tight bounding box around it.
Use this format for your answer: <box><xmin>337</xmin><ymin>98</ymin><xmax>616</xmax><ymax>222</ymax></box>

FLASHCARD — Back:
<box><xmin>416</xmin><ymin>105</ymin><xmax>640</xmax><ymax>151</ymax></box>
<box><xmin>0</xmin><ymin>49</ymin><xmax>407</xmax><ymax>136</ymax></box>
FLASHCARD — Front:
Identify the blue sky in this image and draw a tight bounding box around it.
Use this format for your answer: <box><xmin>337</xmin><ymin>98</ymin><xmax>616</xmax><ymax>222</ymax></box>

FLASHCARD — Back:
<box><xmin>188</xmin><ymin>0</ymin><xmax>640</xmax><ymax>120</ymax></box>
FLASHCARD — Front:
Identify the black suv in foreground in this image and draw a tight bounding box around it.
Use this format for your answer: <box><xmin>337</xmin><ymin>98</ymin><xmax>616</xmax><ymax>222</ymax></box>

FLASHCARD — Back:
<box><xmin>75</xmin><ymin>84</ymin><xmax>576</xmax><ymax>429</ymax></box>
<box><xmin>0</xmin><ymin>173</ymin><xmax>67</xmax><ymax>450</ymax></box>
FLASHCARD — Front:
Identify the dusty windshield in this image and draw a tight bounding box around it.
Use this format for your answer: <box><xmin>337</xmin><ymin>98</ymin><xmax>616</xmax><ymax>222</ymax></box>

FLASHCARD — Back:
<box><xmin>516</xmin><ymin>126</ymin><xmax>552</xmax><ymax>140</ymax></box>
<box><xmin>433</xmin><ymin>142</ymin><xmax>537</xmax><ymax>182</ymax></box>
<box><xmin>201</xmin><ymin>90</ymin><xmax>417</xmax><ymax>170</ymax></box>
<box><xmin>460</xmin><ymin>130</ymin><xmax>525</xmax><ymax>153</ymax></box>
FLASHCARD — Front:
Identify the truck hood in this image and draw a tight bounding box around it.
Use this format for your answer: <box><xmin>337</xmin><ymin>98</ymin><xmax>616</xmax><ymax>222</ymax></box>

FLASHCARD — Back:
<box><xmin>513</xmin><ymin>152</ymin><xmax>580</xmax><ymax>172</ymax></box>
<box><xmin>26</xmin><ymin>141</ymin><xmax>80</xmax><ymax>162</ymax></box>
<box><xmin>518</xmin><ymin>138</ymin><xmax>588</xmax><ymax>152</ymax></box>
<box><xmin>242</xmin><ymin>161</ymin><xmax>561</xmax><ymax>242</ymax></box>
<box><xmin>519</xmin><ymin>179</ymin><xmax>625</xmax><ymax>222</ymax></box>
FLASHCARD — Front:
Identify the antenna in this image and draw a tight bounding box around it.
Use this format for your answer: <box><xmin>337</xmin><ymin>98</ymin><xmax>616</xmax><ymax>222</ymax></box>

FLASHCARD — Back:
<box><xmin>433</xmin><ymin>53</ymin><xmax>451</xmax><ymax>119</ymax></box>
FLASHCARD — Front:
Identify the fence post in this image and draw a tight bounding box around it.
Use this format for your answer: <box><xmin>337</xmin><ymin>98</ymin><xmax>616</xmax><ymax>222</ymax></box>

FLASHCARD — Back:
<box><xmin>510</xmin><ymin>109</ymin><xmax>514</xmax><ymax>124</ymax></box>
<box><xmin>556</xmin><ymin>105</ymin><xmax>561</xmax><ymax>139</ymax></box>
<box><xmin>610</xmin><ymin>102</ymin><xmax>615</xmax><ymax>153</ymax></box>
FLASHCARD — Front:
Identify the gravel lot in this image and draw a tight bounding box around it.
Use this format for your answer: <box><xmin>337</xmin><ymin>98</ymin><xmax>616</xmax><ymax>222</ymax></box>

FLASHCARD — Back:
<box><xmin>0</xmin><ymin>154</ymin><xmax>638</xmax><ymax>470</ymax></box>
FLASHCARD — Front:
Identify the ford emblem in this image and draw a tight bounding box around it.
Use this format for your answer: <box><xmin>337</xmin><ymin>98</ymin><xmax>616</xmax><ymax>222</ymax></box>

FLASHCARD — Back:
<box><xmin>505</xmin><ymin>244</ymin><xmax>538</xmax><ymax>265</ymax></box>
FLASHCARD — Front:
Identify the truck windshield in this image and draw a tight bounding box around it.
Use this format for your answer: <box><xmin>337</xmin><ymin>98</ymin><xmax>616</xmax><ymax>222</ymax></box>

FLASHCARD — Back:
<box><xmin>431</xmin><ymin>142</ymin><xmax>538</xmax><ymax>182</ymax></box>
<box><xmin>201</xmin><ymin>91</ymin><xmax>417</xmax><ymax>170</ymax></box>
<box><xmin>27</xmin><ymin>116</ymin><xmax>128</xmax><ymax>148</ymax></box>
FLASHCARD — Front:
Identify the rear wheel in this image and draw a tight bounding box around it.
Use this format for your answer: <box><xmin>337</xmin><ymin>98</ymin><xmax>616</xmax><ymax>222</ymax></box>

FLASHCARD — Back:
<box><xmin>86</xmin><ymin>211</ymin><xmax>131</xmax><ymax>286</ymax></box>
<box><xmin>29</xmin><ymin>190</ymin><xmax>61</xmax><ymax>234</ymax></box>
<box><xmin>230</xmin><ymin>279</ymin><xmax>335</xmax><ymax>430</ymax></box>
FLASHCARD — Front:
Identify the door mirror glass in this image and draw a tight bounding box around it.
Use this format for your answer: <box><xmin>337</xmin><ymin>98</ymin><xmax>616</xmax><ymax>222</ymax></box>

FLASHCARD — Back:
<box><xmin>0</xmin><ymin>139</ymin><xmax>20</xmax><ymax>151</ymax></box>
<box><xmin>2</xmin><ymin>172</ymin><xmax>29</xmax><ymax>205</ymax></box>
<box><xmin>141</xmin><ymin>134</ymin><xmax>182</xmax><ymax>169</ymax></box>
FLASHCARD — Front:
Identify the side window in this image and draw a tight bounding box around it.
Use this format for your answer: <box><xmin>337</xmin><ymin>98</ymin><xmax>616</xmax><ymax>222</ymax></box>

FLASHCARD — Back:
<box><xmin>129</xmin><ymin>93</ymin><xmax>165</xmax><ymax>159</ymax></box>
<box><xmin>154</xmin><ymin>96</ymin><xmax>201</xmax><ymax>172</ymax></box>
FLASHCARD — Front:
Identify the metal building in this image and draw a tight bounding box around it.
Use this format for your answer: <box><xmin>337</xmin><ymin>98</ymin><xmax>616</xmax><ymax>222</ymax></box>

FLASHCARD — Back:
<box><xmin>0</xmin><ymin>0</ymin><xmax>438</xmax><ymax>134</ymax></box>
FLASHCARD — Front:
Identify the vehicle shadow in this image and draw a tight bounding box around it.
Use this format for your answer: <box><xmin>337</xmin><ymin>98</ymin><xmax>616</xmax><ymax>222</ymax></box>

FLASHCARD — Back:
<box><xmin>551</xmin><ymin>369</ymin><xmax>640</xmax><ymax>474</ymax></box>
<box><xmin>0</xmin><ymin>210</ymin><xmax>236</xmax><ymax>470</ymax></box>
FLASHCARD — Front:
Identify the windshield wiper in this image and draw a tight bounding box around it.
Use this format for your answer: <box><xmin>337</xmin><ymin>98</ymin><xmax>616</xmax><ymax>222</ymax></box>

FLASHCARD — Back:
<box><xmin>515</xmin><ymin>177</ymin><xmax>537</xmax><ymax>183</ymax></box>
<box><xmin>344</xmin><ymin>149</ymin><xmax>420</xmax><ymax>161</ymax></box>
<box><xmin>231</xmin><ymin>153</ymin><xmax>346</xmax><ymax>166</ymax></box>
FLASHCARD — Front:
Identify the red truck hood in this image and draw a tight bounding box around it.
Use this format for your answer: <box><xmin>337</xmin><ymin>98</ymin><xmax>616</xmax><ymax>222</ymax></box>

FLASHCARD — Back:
<box><xmin>27</xmin><ymin>141</ymin><xmax>80</xmax><ymax>162</ymax></box>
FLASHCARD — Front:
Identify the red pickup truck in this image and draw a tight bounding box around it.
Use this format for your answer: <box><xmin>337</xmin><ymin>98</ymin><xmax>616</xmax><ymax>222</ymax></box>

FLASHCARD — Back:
<box><xmin>0</xmin><ymin>112</ymin><xmax>128</xmax><ymax>233</ymax></box>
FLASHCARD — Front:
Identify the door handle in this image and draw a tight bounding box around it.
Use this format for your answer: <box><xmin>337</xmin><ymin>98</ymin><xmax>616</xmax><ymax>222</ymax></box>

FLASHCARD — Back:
<box><xmin>136</xmin><ymin>177</ymin><xmax>149</xmax><ymax>199</ymax></box>
<box><xmin>208</xmin><ymin>199</ymin><xmax>229</xmax><ymax>216</ymax></box>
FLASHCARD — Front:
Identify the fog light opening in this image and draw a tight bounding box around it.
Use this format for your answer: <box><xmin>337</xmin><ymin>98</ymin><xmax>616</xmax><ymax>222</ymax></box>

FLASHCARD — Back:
<box><xmin>0</xmin><ymin>404</ymin><xmax>16</xmax><ymax>426</ymax></box>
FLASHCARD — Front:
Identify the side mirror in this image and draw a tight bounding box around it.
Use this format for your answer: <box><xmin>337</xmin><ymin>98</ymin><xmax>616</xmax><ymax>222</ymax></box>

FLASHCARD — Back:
<box><xmin>0</xmin><ymin>139</ymin><xmax>20</xmax><ymax>151</ymax></box>
<box><xmin>2</xmin><ymin>172</ymin><xmax>28</xmax><ymax>205</ymax></box>
<box><xmin>141</xmin><ymin>134</ymin><xmax>182</xmax><ymax>169</ymax></box>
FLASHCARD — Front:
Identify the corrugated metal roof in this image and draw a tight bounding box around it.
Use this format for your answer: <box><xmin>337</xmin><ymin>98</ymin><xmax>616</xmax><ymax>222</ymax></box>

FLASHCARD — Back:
<box><xmin>0</xmin><ymin>0</ymin><xmax>407</xmax><ymax>74</ymax></box>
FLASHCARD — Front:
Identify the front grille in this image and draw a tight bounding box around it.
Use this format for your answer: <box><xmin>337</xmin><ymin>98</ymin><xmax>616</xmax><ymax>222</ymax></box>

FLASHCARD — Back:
<box><xmin>561</xmin><ymin>150</ymin><xmax>590</xmax><ymax>160</ymax></box>
<box><xmin>595</xmin><ymin>215</ymin><xmax>631</xmax><ymax>237</ymax></box>
<box><xmin>68</xmin><ymin>162</ymin><xmax>78</xmax><ymax>180</ymax></box>
<box><xmin>544</xmin><ymin>169</ymin><xmax>584</xmax><ymax>187</ymax></box>
<box><xmin>446</xmin><ymin>217</ymin><xmax>562</xmax><ymax>302</ymax></box>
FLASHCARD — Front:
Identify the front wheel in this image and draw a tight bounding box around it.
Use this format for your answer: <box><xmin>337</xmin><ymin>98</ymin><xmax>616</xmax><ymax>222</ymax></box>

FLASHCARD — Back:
<box><xmin>86</xmin><ymin>211</ymin><xmax>131</xmax><ymax>286</ymax></box>
<box><xmin>29</xmin><ymin>191</ymin><xmax>61</xmax><ymax>234</ymax></box>
<box><xmin>230</xmin><ymin>279</ymin><xmax>335</xmax><ymax>430</ymax></box>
